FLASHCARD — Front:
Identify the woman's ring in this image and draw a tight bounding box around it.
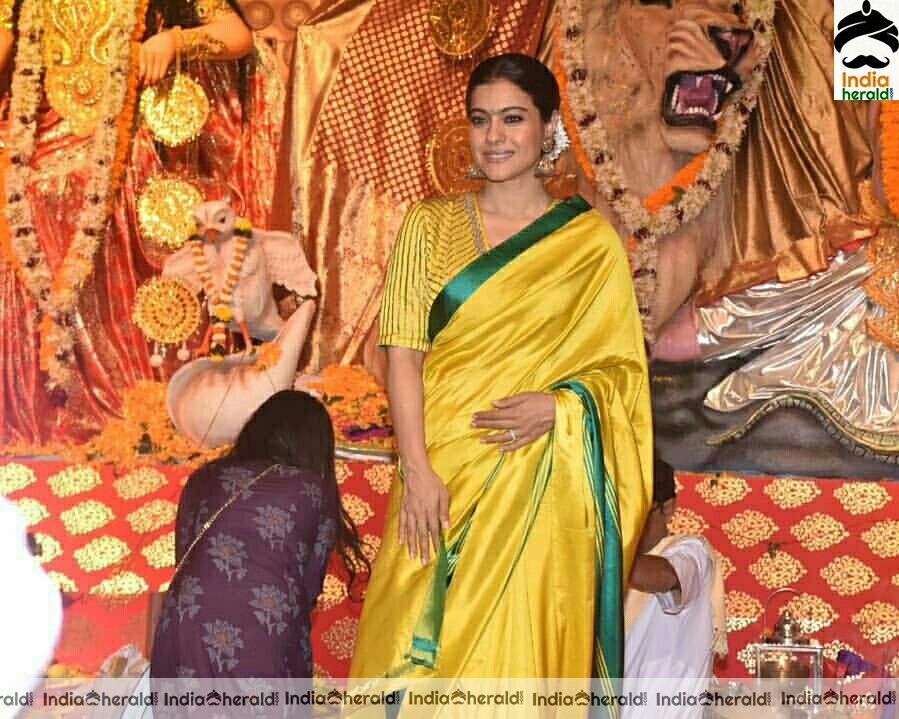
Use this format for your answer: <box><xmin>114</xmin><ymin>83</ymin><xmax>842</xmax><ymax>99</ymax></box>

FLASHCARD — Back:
<box><xmin>509</xmin><ymin>429</ymin><xmax>517</xmax><ymax>442</ymax></box>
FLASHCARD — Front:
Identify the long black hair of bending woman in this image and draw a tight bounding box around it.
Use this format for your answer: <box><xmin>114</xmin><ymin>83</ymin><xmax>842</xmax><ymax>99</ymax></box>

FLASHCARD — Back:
<box><xmin>230</xmin><ymin>390</ymin><xmax>371</xmax><ymax>595</ymax></box>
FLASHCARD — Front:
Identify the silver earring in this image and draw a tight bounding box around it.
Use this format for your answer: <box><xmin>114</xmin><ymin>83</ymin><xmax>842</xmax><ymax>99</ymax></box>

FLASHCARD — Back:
<box><xmin>466</xmin><ymin>163</ymin><xmax>487</xmax><ymax>180</ymax></box>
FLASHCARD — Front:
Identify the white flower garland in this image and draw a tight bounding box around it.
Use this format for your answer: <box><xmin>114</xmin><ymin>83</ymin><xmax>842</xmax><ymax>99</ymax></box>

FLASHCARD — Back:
<box><xmin>557</xmin><ymin>0</ymin><xmax>776</xmax><ymax>333</ymax></box>
<box><xmin>4</xmin><ymin>0</ymin><xmax>141</xmax><ymax>394</ymax></box>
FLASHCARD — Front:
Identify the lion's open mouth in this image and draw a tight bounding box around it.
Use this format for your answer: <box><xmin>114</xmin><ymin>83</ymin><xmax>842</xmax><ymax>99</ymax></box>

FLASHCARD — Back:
<box><xmin>662</xmin><ymin>68</ymin><xmax>742</xmax><ymax>129</ymax></box>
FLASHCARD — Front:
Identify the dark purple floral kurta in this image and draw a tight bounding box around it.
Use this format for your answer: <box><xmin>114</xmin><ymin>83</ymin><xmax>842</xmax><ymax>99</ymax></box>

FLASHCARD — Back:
<box><xmin>151</xmin><ymin>459</ymin><xmax>338</xmax><ymax>677</ymax></box>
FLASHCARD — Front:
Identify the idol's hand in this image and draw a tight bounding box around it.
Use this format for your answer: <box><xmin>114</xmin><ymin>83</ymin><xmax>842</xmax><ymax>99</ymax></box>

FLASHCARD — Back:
<box><xmin>398</xmin><ymin>465</ymin><xmax>449</xmax><ymax>566</ymax></box>
<box><xmin>139</xmin><ymin>31</ymin><xmax>177</xmax><ymax>86</ymax></box>
<box><xmin>472</xmin><ymin>391</ymin><xmax>555</xmax><ymax>451</ymax></box>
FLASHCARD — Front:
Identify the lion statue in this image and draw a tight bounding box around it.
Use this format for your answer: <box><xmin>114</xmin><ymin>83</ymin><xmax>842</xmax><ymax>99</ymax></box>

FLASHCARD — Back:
<box><xmin>554</xmin><ymin>0</ymin><xmax>899</xmax><ymax>477</ymax></box>
<box><xmin>576</xmin><ymin>0</ymin><xmax>761</xmax><ymax>334</ymax></box>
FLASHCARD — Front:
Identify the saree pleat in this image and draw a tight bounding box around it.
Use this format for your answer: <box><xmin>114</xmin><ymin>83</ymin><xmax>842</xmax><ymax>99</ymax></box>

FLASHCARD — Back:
<box><xmin>349</xmin><ymin>199</ymin><xmax>652</xmax><ymax>704</ymax></box>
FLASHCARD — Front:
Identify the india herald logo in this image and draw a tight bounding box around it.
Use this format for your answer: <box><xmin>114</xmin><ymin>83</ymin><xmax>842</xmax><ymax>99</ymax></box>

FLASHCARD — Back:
<box><xmin>834</xmin><ymin>0</ymin><xmax>898</xmax><ymax>68</ymax></box>
<box><xmin>834</xmin><ymin>0</ymin><xmax>898</xmax><ymax>99</ymax></box>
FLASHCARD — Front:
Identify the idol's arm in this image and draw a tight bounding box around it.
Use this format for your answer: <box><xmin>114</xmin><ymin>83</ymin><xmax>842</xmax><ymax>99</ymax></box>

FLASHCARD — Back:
<box><xmin>139</xmin><ymin>9</ymin><xmax>252</xmax><ymax>85</ymax></box>
<box><xmin>386</xmin><ymin>346</ymin><xmax>449</xmax><ymax>566</ymax></box>
<box><xmin>179</xmin><ymin>11</ymin><xmax>253</xmax><ymax>61</ymax></box>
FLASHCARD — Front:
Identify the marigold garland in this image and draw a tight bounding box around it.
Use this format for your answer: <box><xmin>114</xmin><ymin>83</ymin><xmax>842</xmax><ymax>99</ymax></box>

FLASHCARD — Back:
<box><xmin>555</xmin><ymin>0</ymin><xmax>776</xmax><ymax>336</ymax></box>
<box><xmin>304</xmin><ymin>365</ymin><xmax>393</xmax><ymax>451</ymax></box>
<box><xmin>188</xmin><ymin>218</ymin><xmax>252</xmax><ymax>360</ymax></box>
<box><xmin>3</xmin><ymin>0</ymin><xmax>149</xmax><ymax>396</ymax></box>
<box><xmin>880</xmin><ymin>101</ymin><xmax>899</xmax><ymax>218</ymax></box>
<box><xmin>3</xmin><ymin>381</ymin><xmax>226</xmax><ymax>471</ymax></box>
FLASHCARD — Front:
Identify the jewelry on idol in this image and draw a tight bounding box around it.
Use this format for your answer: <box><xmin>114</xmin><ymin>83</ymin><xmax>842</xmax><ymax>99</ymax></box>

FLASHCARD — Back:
<box><xmin>466</xmin><ymin>163</ymin><xmax>487</xmax><ymax>180</ymax></box>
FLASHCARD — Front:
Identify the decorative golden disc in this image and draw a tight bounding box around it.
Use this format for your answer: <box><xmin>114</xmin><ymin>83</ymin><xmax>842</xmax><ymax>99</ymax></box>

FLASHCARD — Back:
<box><xmin>139</xmin><ymin>74</ymin><xmax>210</xmax><ymax>147</ymax></box>
<box><xmin>132</xmin><ymin>277</ymin><xmax>201</xmax><ymax>345</ymax></box>
<box><xmin>426</xmin><ymin>117</ymin><xmax>482</xmax><ymax>196</ymax></box>
<box><xmin>427</xmin><ymin>0</ymin><xmax>495</xmax><ymax>59</ymax></box>
<box><xmin>137</xmin><ymin>176</ymin><xmax>204</xmax><ymax>250</ymax></box>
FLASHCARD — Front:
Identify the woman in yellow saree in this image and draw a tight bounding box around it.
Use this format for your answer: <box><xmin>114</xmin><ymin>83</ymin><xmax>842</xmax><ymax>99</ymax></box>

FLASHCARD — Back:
<box><xmin>349</xmin><ymin>54</ymin><xmax>652</xmax><ymax>707</ymax></box>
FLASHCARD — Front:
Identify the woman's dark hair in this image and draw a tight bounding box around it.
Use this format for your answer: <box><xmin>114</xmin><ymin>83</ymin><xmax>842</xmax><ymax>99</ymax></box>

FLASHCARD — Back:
<box><xmin>230</xmin><ymin>390</ymin><xmax>371</xmax><ymax>595</ymax></box>
<box><xmin>465</xmin><ymin>53</ymin><xmax>561</xmax><ymax>122</ymax></box>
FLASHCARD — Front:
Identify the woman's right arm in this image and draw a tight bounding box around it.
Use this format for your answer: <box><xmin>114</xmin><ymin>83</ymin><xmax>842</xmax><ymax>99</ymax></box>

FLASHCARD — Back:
<box><xmin>386</xmin><ymin>346</ymin><xmax>449</xmax><ymax>566</ymax></box>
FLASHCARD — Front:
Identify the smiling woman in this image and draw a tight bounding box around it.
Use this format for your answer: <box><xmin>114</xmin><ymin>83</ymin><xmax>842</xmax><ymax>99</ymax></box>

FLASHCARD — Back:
<box><xmin>348</xmin><ymin>54</ymin><xmax>653</xmax><ymax>704</ymax></box>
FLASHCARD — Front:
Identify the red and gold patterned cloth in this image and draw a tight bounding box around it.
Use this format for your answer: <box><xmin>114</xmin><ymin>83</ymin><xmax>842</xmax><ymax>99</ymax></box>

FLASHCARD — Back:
<box><xmin>0</xmin><ymin>46</ymin><xmax>283</xmax><ymax>446</ymax></box>
<box><xmin>1</xmin><ymin>458</ymin><xmax>897</xmax><ymax>678</ymax></box>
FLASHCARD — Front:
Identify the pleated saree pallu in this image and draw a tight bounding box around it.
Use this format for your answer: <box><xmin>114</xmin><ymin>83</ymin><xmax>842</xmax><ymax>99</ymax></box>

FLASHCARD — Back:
<box><xmin>349</xmin><ymin>196</ymin><xmax>652</xmax><ymax>708</ymax></box>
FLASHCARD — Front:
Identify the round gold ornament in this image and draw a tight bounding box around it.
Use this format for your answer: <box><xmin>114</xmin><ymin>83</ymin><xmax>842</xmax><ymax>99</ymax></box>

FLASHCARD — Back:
<box><xmin>137</xmin><ymin>176</ymin><xmax>204</xmax><ymax>250</ymax></box>
<box><xmin>132</xmin><ymin>277</ymin><xmax>201</xmax><ymax>345</ymax></box>
<box><xmin>426</xmin><ymin>117</ymin><xmax>482</xmax><ymax>195</ymax></box>
<box><xmin>139</xmin><ymin>74</ymin><xmax>210</xmax><ymax>147</ymax></box>
<box><xmin>427</xmin><ymin>0</ymin><xmax>495</xmax><ymax>59</ymax></box>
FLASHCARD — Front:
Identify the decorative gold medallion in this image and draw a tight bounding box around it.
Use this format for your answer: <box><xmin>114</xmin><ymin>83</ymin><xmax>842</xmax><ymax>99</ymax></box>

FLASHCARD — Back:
<box><xmin>137</xmin><ymin>176</ymin><xmax>204</xmax><ymax>250</ymax></box>
<box><xmin>132</xmin><ymin>277</ymin><xmax>201</xmax><ymax>345</ymax></box>
<box><xmin>140</xmin><ymin>74</ymin><xmax>210</xmax><ymax>147</ymax></box>
<box><xmin>427</xmin><ymin>0</ymin><xmax>495</xmax><ymax>58</ymax></box>
<box><xmin>426</xmin><ymin>117</ymin><xmax>481</xmax><ymax>195</ymax></box>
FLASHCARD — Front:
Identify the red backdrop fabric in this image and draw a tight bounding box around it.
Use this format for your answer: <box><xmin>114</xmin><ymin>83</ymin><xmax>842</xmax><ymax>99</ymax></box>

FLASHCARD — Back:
<box><xmin>1</xmin><ymin>458</ymin><xmax>897</xmax><ymax>678</ymax></box>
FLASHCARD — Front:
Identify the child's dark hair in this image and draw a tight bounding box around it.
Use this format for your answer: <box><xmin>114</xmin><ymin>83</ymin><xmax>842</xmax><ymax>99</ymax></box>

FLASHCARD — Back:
<box><xmin>653</xmin><ymin>454</ymin><xmax>676</xmax><ymax>507</ymax></box>
<box><xmin>230</xmin><ymin>390</ymin><xmax>371</xmax><ymax>595</ymax></box>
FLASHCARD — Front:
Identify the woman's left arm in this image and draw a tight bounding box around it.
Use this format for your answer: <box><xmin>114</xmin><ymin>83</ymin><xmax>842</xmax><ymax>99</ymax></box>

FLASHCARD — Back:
<box><xmin>139</xmin><ymin>8</ymin><xmax>253</xmax><ymax>86</ymax></box>
<box><xmin>472</xmin><ymin>391</ymin><xmax>555</xmax><ymax>451</ymax></box>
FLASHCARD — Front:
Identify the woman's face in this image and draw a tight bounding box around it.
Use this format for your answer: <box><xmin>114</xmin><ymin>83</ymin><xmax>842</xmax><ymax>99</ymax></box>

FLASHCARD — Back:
<box><xmin>468</xmin><ymin>79</ymin><xmax>553</xmax><ymax>184</ymax></box>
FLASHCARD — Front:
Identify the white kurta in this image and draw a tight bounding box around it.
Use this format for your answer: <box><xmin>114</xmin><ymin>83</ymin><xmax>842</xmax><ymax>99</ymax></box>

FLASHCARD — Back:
<box><xmin>622</xmin><ymin>535</ymin><xmax>715</xmax><ymax>719</ymax></box>
<box><xmin>0</xmin><ymin>496</ymin><xmax>62</xmax><ymax>717</ymax></box>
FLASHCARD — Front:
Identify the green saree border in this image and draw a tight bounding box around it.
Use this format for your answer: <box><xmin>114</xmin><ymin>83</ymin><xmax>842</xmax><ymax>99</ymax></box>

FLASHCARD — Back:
<box><xmin>427</xmin><ymin>195</ymin><xmax>591</xmax><ymax>343</ymax></box>
<box><xmin>553</xmin><ymin>379</ymin><xmax>624</xmax><ymax>718</ymax></box>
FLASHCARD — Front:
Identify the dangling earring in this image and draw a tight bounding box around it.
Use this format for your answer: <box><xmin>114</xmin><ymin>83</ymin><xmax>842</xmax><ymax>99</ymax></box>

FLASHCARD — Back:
<box><xmin>466</xmin><ymin>163</ymin><xmax>487</xmax><ymax>180</ymax></box>
<box><xmin>534</xmin><ymin>136</ymin><xmax>556</xmax><ymax>178</ymax></box>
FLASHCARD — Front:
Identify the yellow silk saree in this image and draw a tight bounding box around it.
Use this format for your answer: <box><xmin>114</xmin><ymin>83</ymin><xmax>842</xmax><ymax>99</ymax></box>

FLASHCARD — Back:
<box><xmin>350</xmin><ymin>196</ymin><xmax>652</xmax><ymax>697</ymax></box>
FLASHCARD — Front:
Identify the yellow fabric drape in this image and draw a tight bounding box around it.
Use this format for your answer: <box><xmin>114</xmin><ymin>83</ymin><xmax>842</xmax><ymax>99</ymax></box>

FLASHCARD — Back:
<box><xmin>349</xmin><ymin>203</ymin><xmax>652</xmax><ymax>689</ymax></box>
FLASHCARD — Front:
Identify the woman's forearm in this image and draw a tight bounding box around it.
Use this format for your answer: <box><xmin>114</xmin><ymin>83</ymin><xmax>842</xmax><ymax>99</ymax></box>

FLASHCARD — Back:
<box><xmin>179</xmin><ymin>14</ymin><xmax>253</xmax><ymax>61</ymax></box>
<box><xmin>385</xmin><ymin>347</ymin><xmax>431</xmax><ymax>475</ymax></box>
